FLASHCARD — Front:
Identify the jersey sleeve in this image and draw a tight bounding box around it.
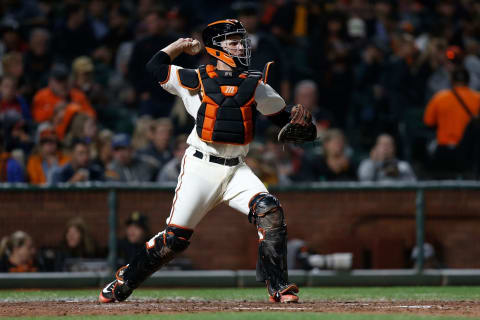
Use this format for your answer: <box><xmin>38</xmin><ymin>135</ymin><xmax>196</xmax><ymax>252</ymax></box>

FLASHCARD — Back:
<box><xmin>160</xmin><ymin>65</ymin><xmax>184</xmax><ymax>96</ymax></box>
<box><xmin>255</xmin><ymin>82</ymin><xmax>286</xmax><ymax>116</ymax></box>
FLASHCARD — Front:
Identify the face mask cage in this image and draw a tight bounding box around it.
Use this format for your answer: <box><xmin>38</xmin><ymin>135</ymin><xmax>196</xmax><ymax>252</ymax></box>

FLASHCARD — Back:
<box><xmin>212</xmin><ymin>31</ymin><xmax>252</xmax><ymax>67</ymax></box>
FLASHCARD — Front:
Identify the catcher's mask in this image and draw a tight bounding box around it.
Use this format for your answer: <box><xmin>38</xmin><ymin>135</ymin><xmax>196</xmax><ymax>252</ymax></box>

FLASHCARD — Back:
<box><xmin>202</xmin><ymin>19</ymin><xmax>251</xmax><ymax>70</ymax></box>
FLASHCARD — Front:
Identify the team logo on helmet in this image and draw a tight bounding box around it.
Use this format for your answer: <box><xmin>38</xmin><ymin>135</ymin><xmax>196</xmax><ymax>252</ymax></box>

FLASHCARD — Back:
<box><xmin>202</xmin><ymin>19</ymin><xmax>252</xmax><ymax>70</ymax></box>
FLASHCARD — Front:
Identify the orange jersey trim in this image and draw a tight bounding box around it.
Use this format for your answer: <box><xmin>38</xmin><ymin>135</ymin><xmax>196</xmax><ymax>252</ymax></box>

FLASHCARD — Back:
<box><xmin>263</xmin><ymin>61</ymin><xmax>275</xmax><ymax>84</ymax></box>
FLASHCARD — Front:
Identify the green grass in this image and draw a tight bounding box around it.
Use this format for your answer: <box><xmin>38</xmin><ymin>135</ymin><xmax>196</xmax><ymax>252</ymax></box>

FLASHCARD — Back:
<box><xmin>2</xmin><ymin>287</ymin><xmax>480</xmax><ymax>320</ymax></box>
<box><xmin>2</xmin><ymin>287</ymin><xmax>480</xmax><ymax>302</ymax></box>
<box><xmin>2</xmin><ymin>313</ymin><xmax>475</xmax><ymax>320</ymax></box>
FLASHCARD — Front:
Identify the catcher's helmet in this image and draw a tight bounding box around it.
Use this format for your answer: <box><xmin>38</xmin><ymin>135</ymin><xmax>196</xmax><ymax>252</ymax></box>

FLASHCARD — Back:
<box><xmin>202</xmin><ymin>19</ymin><xmax>251</xmax><ymax>70</ymax></box>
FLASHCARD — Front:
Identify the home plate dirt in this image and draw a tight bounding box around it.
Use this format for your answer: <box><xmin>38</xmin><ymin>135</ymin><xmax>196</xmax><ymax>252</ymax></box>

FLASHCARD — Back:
<box><xmin>1</xmin><ymin>300</ymin><xmax>479</xmax><ymax>317</ymax></box>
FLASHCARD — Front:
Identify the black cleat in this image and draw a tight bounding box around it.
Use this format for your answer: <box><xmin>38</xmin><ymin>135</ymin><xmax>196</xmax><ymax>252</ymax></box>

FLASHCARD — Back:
<box><xmin>99</xmin><ymin>280</ymin><xmax>116</xmax><ymax>303</ymax></box>
<box><xmin>98</xmin><ymin>266</ymin><xmax>134</xmax><ymax>303</ymax></box>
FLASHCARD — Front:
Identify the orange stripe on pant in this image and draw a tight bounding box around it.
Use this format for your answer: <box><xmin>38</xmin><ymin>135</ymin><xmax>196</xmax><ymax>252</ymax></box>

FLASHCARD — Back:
<box><xmin>167</xmin><ymin>155</ymin><xmax>187</xmax><ymax>226</ymax></box>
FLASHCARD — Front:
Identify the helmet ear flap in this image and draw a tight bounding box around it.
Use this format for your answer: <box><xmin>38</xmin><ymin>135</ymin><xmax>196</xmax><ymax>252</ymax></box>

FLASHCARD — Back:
<box><xmin>205</xmin><ymin>47</ymin><xmax>237</xmax><ymax>68</ymax></box>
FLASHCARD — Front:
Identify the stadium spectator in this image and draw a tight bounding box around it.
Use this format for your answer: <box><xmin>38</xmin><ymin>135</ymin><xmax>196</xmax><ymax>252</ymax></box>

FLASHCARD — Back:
<box><xmin>358</xmin><ymin>134</ymin><xmax>417</xmax><ymax>182</ymax></box>
<box><xmin>131</xmin><ymin>115</ymin><xmax>154</xmax><ymax>151</ymax></box>
<box><xmin>103</xmin><ymin>5</ymin><xmax>134</xmax><ymax>57</ymax></box>
<box><xmin>87</xmin><ymin>0</ymin><xmax>109</xmax><ymax>41</ymax></box>
<box><xmin>423</xmin><ymin>45</ymin><xmax>480</xmax><ymax>101</ymax></box>
<box><xmin>2</xmin><ymin>52</ymin><xmax>27</xmax><ymax>96</ymax></box>
<box><xmin>0</xmin><ymin>19</ymin><xmax>27</xmax><ymax>54</ymax></box>
<box><xmin>0</xmin><ymin>130</ymin><xmax>25</xmax><ymax>182</ymax></box>
<box><xmin>31</xmin><ymin>64</ymin><xmax>96</xmax><ymax>124</ymax></box>
<box><xmin>26</xmin><ymin>124</ymin><xmax>70</xmax><ymax>184</ymax></box>
<box><xmin>127</xmin><ymin>7</ymin><xmax>193</xmax><ymax>117</ymax></box>
<box><xmin>0</xmin><ymin>75</ymin><xmax>31</xmax><ymax>121</ymax></box>
<box><xmin>107</xmin><ymin>133</ymin><xmax>157</xmax><ymax>182</ymax></box>
<box><xmin>293</xmin><ymin>80</ymin><xmax>334</xmax><ymax>140</ymax></box>
<box><xmin>235</xmin><ymin>1</ymin><xmax>290</xmax><ymax>100</ymax></box>
<box><xmin>92</xmin><ymin>129</ymin><xmax>114</xmax><ymax>175</ymax></box>
<box><xmin>55</xmin><ymin>217</ymin><xmax>99</xmax><ymax>271</ymax></box>
<box><xmin>157</xmin><ymin>134</ymin><xmax>188</xmax><ymax>183</ymax></box>
<box><xmin>62</xmin><ymin>113</ymin><xmax>98</xmax><ymax>152</ymax></box>
<box><xmin>424</xmin><ymin>67</ymin><xmax>480</xmax><ymax>177</ymax></box>
<box><xmin>308</xmin><ymin>10</ymin><xmax>354</xmax><ymax>128</ymax></box>
<box><xmin>244</xmin><ymin>142</ymin><xmax>279</xmax><ymax>186</ymax></box>
<box><xmin>51</xmin><ymin>139</ymin><xmax>104</xmax><ymax>184</ymax></box>
<box><xmin>296</xmin><ymin>129</ymin><xmax>356</xmax><ymax>182</ymax></box>
<box><xmin>261</xmin><ymin>126</ymin><xmax>303</xmax><ymax>185</ymax></box>
<box><xmin>71</xmin><ymin>56</ymin><xmax>96</xmax><ymax>98</ymax></box>
<box><xmin>350</xmin><ymin>42</ymin><xmax>390</xmax><ymax>148</ymax></box>
<box><xmin>0</xmin><ymin>231</ymin><xmax>43</xmax><ymax>272</ymax></box>
<box><xmin>138</xmin><ymin>118</ymin><xmax>173</xmax><ymax>172</ymax></box>
<box><xmin>0</xmin><ymin>109</ymin><xmax>33</xmax><ymax>158</ymax></box>
<box><xmin>52</xmin><ymin>3</ymin><xmax>97</xmax><ymax>64</ymax></box>
<box><xmin>23</xmin><ymin>28</ymin><xmax>53</xmax><ymax>96</ymax></box>
<box><xmin>117</xmin><ymin>211</ymin><xmax>150</xmax><ymax>267</ymax></box>
<box><xmin>0</xmin><ymin>0</ymin><xmax>479</xmax><ymax>183</ymax></box>
<box><xmin>381</xmin><ymin>33</ymin><xmax>424</xmax><ymax>120</ymax></box>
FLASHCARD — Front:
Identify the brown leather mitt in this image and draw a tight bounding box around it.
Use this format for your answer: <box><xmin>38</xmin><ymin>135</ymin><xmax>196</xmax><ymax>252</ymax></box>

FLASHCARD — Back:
<box><xmin>277</xmin><ymin>104</ymin><xmax>317</xmax><ymax>144</ymax></box>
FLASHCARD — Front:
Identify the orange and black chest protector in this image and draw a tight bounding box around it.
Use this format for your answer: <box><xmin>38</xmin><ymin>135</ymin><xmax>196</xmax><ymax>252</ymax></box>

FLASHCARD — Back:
<box><xmin>196</xmin><ymin>65</ymin><xmax>261</xmax><ymax>145</ymax></box>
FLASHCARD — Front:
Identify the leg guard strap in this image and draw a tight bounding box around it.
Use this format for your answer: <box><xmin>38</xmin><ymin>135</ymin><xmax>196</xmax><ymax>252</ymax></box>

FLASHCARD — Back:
<box><xmin>249</xmin><ymin>193</ymin><xmax>293</xmax><ymax>292</ymax></box>
<box><xmin>122</xmin><ymin>225</ymin><xmax>193</xmax><ymax>289</ymax></box>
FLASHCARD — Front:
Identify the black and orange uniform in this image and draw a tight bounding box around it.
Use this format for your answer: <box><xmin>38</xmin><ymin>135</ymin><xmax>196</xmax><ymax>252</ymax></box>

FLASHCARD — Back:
<box><xmin>99</xmin><ymin>19</ymin><xmax>303</xmax><ymax>305</ymax></box>
<box><xmin>196</xmin><ymin>65</ymin><xmax>261</xmax><ymax>145</ymax></box>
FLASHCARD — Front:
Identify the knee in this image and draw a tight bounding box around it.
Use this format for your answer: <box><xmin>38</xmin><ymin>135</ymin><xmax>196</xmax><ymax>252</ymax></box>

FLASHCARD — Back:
<box><xmin>164</xmin><ymin>225</ymin><xmax>193</xmax><ymax>252</ymax></box>
<box><xmin>248</xmin><ymin>193</ymin><xmax>284</xmax><ymax>228</ymax></box>
<box><xmin>147</xmin><ymin>225</ymin><xmax>193</xmax><ymax>254</ymax></box>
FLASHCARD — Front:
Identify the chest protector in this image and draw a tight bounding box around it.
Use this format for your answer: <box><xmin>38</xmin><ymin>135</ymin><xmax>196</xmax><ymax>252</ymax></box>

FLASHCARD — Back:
<box><xmin>196</xmin><ymin>65</ymin><xmax>261</xmax><ymax>145</ymax></box>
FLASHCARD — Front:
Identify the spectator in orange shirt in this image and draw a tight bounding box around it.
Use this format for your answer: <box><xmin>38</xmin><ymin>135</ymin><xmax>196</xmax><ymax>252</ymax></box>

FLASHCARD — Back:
<box><xmin>26</xmin><ymin>124</ymin><xmax>70</xmax><ymax>184</ymax></box>
<box><xmin>424</xmin><ymin>68</ymin><xmax>480</xmax><ymax>177</ymax></box>
<box><xmin>31</xmin><ymin>64</ymin><xmax>96</xmax><ymax>123</ymax></box>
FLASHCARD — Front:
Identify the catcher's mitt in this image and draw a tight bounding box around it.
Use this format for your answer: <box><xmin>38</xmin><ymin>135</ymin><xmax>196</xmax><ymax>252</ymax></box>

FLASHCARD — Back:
<box><xmin>278</xmin><ymin>105</ymin><xmax>317</xmax><ymax>144</ymax></box>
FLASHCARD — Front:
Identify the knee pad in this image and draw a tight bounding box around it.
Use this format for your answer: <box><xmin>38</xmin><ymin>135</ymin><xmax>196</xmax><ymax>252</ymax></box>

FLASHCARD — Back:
<box><xmin>122</xmin><ymin>226</ymin><xmax>193</xmax><ymax>289</ymax></box>
<box><xmin>164</xmin><ymin>225</ymin><xmax>193</xmax><ymax>252</ymax></box>
<box><xmin>248</xmin><ymin>193</ymin><xmax>285</xmax><ymax>229</ymax></box>
<box><xmin>146</xmin><ymin>225</ymin><xmax>193</xmax><ymax>256</ymax></box>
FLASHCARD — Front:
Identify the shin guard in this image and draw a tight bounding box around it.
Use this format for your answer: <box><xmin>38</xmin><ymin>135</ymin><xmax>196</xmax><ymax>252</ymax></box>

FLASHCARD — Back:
<box><xmin>121</xmin><ymin>225</ymin><xmax>193</xmax><ymax>289</ymax></box>
<box><xmin>249</xmin><ymin>193</ymin><xmax>296</xmax><ymax>297</ymax></box>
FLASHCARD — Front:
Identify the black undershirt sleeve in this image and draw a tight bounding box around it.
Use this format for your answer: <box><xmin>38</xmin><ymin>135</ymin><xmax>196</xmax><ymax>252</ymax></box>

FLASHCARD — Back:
<box><xmin>145</xmin><ymin>50</ymin><xmax>172</xmax><ymax>83</ymax></box>
<box><xmin>266</xmin><ymin>107</ymin><xmax>291</xmax><ymax>127</ymax></box>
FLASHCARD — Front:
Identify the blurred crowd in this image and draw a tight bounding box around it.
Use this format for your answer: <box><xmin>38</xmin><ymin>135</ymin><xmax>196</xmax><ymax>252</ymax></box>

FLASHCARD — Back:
<box><xmin>0</xmin><ymin>212</ymin><xmax>191</xmax><ymax>272</ymax></box>
<box><xmin>1</xmin><ymin>0</ymin><xmax>480</xmax><ymax>185</ymax></box>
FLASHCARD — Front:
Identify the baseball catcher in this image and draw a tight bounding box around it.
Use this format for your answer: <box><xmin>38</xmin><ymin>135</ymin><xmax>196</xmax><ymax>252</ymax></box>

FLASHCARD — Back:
<box><xmin>99</xmin><ymin>19</ymin><xmax>316</xmax><ymax>304</ymax></box>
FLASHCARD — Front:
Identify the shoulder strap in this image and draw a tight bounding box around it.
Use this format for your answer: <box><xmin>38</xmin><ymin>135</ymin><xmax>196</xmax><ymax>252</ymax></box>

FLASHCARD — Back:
<box><xmin>451</xmin><ymin>88</ymin><xmax>476</xmax><ymax>119</ymax></box>
<box><xmin>177</xmin><ymin>68</ymin><xmax>200</xmax><ymax>90</ymax></box>
<box><xmin>198</xmin><ymin>65</ymin><xmax>208</xmax><ymax>79</ymax></box>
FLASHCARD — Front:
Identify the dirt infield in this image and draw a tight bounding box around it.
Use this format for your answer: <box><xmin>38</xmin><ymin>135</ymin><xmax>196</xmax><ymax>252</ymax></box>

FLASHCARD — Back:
<box><xmin>1</xmin><ymin>300</ymin><xmax>480</xmax><ymax>317</ymax></box>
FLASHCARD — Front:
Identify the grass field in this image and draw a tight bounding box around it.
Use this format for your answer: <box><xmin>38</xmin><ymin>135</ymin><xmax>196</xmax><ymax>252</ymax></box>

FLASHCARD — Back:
<box><xmin>2</xmin><ymin>287</ymin><xmax>480</xmax><ymax>320</ymax></box>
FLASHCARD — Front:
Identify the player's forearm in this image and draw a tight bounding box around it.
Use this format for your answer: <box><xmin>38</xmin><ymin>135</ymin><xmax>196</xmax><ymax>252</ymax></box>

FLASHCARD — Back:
<box><xmin>161</xmin><ymin>39</ymin><xmax>187</xmax><ymax>61</ymax></box>
<box><xmin>146</xmin><ymin>50</ymin><xmax>172</xmax><ymax>84</ymax></box>
<box><xmin>146</xmin><ymin>38</ymin><xmax>198</xmax><ymax>83</ymax></box>
<box><xmin>267</xmin><ymin>106</ymin><xmax>290</xmax><ymax>127</ymax></box>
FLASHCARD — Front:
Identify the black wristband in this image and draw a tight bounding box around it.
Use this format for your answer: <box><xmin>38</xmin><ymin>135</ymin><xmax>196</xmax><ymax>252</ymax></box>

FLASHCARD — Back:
<box><xmin>267</xmin><ymin>107</ymin><xmax>290</xmax><ymax>127</ymax></box>
<box><xmin>146</xmin><ymin>50</ymin><xmax>172</xmax><ymax>83</ymax></box>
